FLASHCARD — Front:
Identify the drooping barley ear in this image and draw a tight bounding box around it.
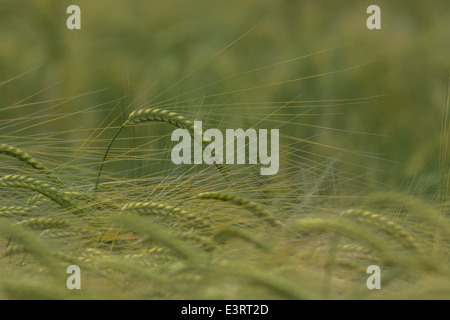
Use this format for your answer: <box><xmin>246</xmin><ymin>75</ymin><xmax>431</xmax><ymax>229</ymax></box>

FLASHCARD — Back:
<box><xmin>17</xmin><ymin>218</ymin><xmax>70</xmax><ymax>230</ymax></box>
<box><xmin>125</xmin><ymin>108</ymin><xmax>229</xmax><ymax>176</ymax></box>
<box><xmin>95</xmin><ymin>107</ymin><xmax>229</xmax><ymax>191</ymax></box>
<box><xmin>28</xmin><ymin>191</ymin><xmax>98</xmax><ymax>211</ymax></box>
<box><xmin>213</xmin><ymin>227</ymin><xmax>270</xmax><ymax>251</ymax></box>
<box><xmin>195</xmin><ymin>192</ymin><xmax>282</xmax><ymax>227</ymax></box>
<box><xmin>336</xmin><ymin>243</ymin><xmax>373</xmax><ymax>255</ymax></box>
<box><xmin>120</xmin><ymin>201</ymin><xmax>189</xmax><ymax>216</ymax></box>
<box><xmin>0</xmin><ymin>143</ymin><xmax>65</xmax><ymax>187</ymax></box>
<box><xmin>124</xmin><ymin>108</ymin><xmax>199</xmax><ymax>136</ymax></box>
<box><xmin>120</xmin><ymin>201</ymin><xmax>210</xmax><ymax>230</ymax></box>
<box><xmin>65</xmin><ymin>190</ymin><xmax>116</xmax><ymax>212</ymax></box>
<box><xmin>41</xmin><ymin>227</ymin><xmax>92</xmax><ymax>239</ymax></box>
<box><xmin>27</xmin><ymin>193</ymin><xmax>49</xmax><ymax>206</ymax></box>
<box><xmin>363</xmin><ymin>191</ymin><xmax>450</xmax><ymax>238</ymax></box>
<box><xmin>0</xmin><ymin>205</ymin><xmax>38</xmax><ymax>217</ymax></box>
<box><xmin>0</xmin><ymin>175</ymin><xmax>78</xmax><ymax>210</ymax></box>
<box><xmin>341</xmin><ymin>209</ymin><xmax>422</xmax><ymax>252</ymax></box>
<box><xmin>142</xmin><ymin>245</ymin><xmax>180</xmax><ymax>264</ymax></box>
<box><xmin>179</xmin><ymin>231</ymin><xmax>215</xmax><ymax>251</ymax></box>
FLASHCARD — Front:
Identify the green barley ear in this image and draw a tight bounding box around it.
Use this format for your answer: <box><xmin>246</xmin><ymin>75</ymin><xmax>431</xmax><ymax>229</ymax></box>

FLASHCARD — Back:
<box><xmin>17</xmin><ymin>218</ymin><xmax>70</xmax><ymax>230</ymax></box>
<box><xmin>0</xmin><ymin>143</ymin><xmax>64</xmax><ymax>187</ymax></box>
<box><xmin>27</xmin><ymin>193</ymin><xmax>48</xmax><ymax>206</ymax></box>
<box><xmin>95</xmin><ymin>107</ymin><xmax>228</xmax><ymax>191</ymax></box>
<box><xmin>0</xmin><ymin>205</ymin><xmax>38</xmax><ymax>217</ymax></box>
<box><xmin>196</xmin><ymin>191</ymin><xmax>282</xmax><ymax>227</ymax></box>
<box><xmin>341</xmin><ymin>209</ymin><xmax>422</xmax><ymax>252</ymax></box>
<box><xmin>41</xmin><ymin>227</ymin><xmax>92</xmax><ymax>239</ymax></box>
<box><xmin>0</xmin><ymin>271</ymin><xmax>80</xmax><ymax>299</ymax></box>
<box><xmin>179</xmin><ymin>231</ymin><xmax>215</xmax><ymax>251</ymax></box>
<box><xmin>120</xmin><ymin>201</ymin><xmax>210</xmax><ymax>230</ymax></box>
<box><xmin>124</xmin><ymin>108</ymin><xmax>199</xmax><ymax>135</ymax></box>
<box><xmin>0</xmin><ymin>174</ymin><xmax>77</xmax><ymax>210</ymax></box>
<box><xmin>363</xmin><ymin>191</ymin><xmax>450</xmax><ymax>237</ymax></box>
<box><xmin>124</xmin><ymin>108</ymin><xmax>229</xmax><ymax>176</ymax></box>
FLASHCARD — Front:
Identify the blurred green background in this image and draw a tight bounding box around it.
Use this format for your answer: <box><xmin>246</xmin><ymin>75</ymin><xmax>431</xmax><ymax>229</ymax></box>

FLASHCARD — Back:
<box><xmin>0</xmin><ymin>0</ymin><xmax>449</xmax><ymax>195</ymax></box>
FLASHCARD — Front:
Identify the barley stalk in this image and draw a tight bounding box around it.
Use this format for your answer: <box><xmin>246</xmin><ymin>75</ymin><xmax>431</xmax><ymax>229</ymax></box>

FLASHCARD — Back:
<box><xmin>121</xmin><ymin>201</ymin><xmax>189</xmax><ymax>216</ymax></box>
<box><xmin>196</xmin><ymin>191</ymin><xmax>282</xmax><ymax>226</ymax></box>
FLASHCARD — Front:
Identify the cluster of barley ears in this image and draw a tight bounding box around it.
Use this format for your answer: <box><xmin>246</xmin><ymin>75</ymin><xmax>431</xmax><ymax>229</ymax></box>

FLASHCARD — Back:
<box><xmin>0</xmin><ymin>74</ymin><xmax>449</xmax><ymax>300</ymax></box>
<box><xmin>0</xmin><ymin>121</ymin><xmax>448</xmax><ymax>299</ymax></box>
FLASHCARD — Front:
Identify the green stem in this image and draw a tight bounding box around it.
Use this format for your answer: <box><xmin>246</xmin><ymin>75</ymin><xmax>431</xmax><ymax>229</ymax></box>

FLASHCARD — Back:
<box><xmin>94</xmin><ymin>125</ymin><xmax>125</xmax><ymax>191</ymax></box>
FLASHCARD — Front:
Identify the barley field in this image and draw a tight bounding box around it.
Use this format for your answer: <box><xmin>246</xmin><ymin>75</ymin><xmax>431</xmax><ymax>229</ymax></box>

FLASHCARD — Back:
<box><xmin>0</xmin><ymin>0</ymin><xmax>449</xmax><ymax>300</ymax></box>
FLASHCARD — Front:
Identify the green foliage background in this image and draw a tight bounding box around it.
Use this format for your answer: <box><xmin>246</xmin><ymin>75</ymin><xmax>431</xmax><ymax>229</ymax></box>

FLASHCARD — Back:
<box><xmin>0</xmin><ymin>0</ymin><xmax>448</xmax><ymax>184</ymax></box>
